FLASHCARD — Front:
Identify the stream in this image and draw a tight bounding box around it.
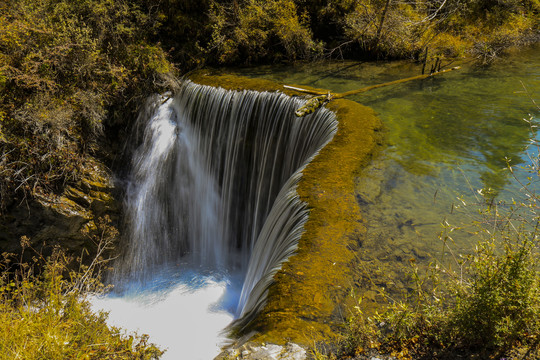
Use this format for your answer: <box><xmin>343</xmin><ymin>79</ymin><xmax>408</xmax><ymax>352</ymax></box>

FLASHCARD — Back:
<box><xmin>233</xmin><ymin>45</ymin><xmax>539</xmax><ymax>286</ymax></box>
<box><xmin>92</xmin><ymin>45</ymin><xmax>539</xmax><ymax>359</ymax></box>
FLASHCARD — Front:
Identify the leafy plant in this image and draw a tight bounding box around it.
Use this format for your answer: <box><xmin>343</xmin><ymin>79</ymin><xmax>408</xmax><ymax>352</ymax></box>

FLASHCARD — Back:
<box><xmin>208</xmin><ymin>0</ymin><xmax>320</xmax><ymax>63</ymax></box>
<box><xmin>0</xmin><ymin>0</ymin><xmax>174</xmax><ymax>212</ymax></box>
<box><xmin>0</xmin><ymin>217</ymin><xmax>164</xmax><ymax>360</ymax></box>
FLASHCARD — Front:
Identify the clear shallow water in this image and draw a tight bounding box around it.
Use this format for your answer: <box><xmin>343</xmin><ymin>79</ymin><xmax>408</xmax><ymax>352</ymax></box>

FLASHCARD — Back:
<box><xmin>231</xmin><ymin>45</ymin><xmax>539</xmax><ymax>294</ymax></box>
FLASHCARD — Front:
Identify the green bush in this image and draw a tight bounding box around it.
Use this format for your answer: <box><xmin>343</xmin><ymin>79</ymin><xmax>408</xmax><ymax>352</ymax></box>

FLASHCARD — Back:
<box><xmin>0</xmin><ymin>0</ymin><xmax>174</xmax><ymax>211</ymax></box>
<box><xmin>208</xmin><ymin>0</ymin><xmax>320</xmax><ymax>63</ymax></box>
<box><xmin>298</xmin><ymin>0</ymin><xmax>538</xmax><ymax>60</ymax></box>
<box><xmin>343</xmin><ymin>0</ymin><xmax>425</xmax><ymax>59</ymax></box>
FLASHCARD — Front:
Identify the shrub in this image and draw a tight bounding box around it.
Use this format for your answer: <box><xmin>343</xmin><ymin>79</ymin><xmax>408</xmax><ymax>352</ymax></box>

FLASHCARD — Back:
<box><xmin>306</xmin><ymin>0</ymin><xmax>538</xmax><ymax>60</ymax></box>
<box><xmin>343</xmin><ymin>0</ymin><xmax>426</xmax><ymax>59</ymax></box>
<box><xmin>0</xmin><ymin>0</ymin><xmax>174</xmax><ymax>212</ymax></box>
<box><xmin>0</xmin><ymin>217</ymin><xmax>164</xmax><ymax>360</ymax></box>
<box><xmin>208</xmin><ymin>0</ymin><xmax>320</xmax><ymax>63</ymax></box>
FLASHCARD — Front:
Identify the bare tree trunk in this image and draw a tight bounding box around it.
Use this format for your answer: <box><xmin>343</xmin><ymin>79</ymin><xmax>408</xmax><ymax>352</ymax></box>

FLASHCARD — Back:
<box><xmin>375</xmin><ymin>0</ymin><xmax>392</xmax><ymax>47</ymax></box>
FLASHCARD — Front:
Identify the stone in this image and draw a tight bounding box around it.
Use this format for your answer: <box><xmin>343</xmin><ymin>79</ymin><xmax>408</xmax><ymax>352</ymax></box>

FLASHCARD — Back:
<box><xmin>65</xmin><ymin>186</ymin><xmax>92</xmax><ymax>208</ymax></box>
<box><xmin>216</xmin><ymin>342</ymin><xmax>306</xmax><ymax>360</ymax></box>
<box><xmin>0</xmin><ymin>156</ymin><xmax>119</xmax><ymax>254</ymax></box>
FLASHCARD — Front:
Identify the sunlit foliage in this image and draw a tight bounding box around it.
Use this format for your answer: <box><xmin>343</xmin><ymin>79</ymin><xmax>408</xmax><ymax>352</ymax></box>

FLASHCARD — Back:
<box><xmin>205</xmin><ymin>0</ymin><xmax>538</xmax><ymax>62</ymax></box>
<box><xmin>0</xmin><ymin>0</ymin><xmax>173</xmax><ymax>211</ymax></box>
<box><xmin>0</xmin><ymin>217</ymin><xmax>164</xmax><ymax>359</ymax></box>
<box><xmin>208</xmin><ymin>0</ymin><xmax>321</xmax><ymax>63</ymax></box>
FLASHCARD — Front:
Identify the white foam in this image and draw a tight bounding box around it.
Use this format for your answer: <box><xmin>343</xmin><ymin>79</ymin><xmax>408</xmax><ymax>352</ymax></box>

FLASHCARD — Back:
<box><xmin>91</xmin><ymin>277</ymin><xmax>234</xmax><ymax>360</ymax></box>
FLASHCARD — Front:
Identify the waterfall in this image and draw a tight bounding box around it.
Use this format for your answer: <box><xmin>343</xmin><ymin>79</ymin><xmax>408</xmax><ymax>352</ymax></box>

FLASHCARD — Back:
<box><xmin>114</xmin><ymin>80</ymin><xmax>337</xmax><ymax>326</ymax></box>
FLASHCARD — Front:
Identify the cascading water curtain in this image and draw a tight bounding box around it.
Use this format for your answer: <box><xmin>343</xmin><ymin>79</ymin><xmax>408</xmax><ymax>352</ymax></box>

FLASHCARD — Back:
<box><xmin>114</xmin><ymin>81</ymin><xmax>337</xmax><ymax>327</ymax></box>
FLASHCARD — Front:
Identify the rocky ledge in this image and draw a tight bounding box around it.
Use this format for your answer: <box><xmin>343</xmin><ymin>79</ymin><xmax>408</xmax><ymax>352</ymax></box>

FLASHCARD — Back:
<box><xmin>0</xmin><ymin>157</ymin><xmax>119</xmax><ymax>254</ymax></box>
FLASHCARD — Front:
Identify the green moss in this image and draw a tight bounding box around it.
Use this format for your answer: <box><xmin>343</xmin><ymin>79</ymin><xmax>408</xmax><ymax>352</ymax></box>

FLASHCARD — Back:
<box><xmin>189</xmin><ymin>73</ymin><xmax>383</xmax><ymax>345</ymax></box>
<box><xmin>189</xmin><ymin>71</ymin><xmax>292</xmax><ymax>94</ymax></box>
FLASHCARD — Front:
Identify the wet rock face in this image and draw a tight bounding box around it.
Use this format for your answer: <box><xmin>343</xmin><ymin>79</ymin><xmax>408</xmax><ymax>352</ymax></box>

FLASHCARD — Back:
<box><xmin>0</xmin><ymin>158</ymin><xmax>119</xmax><ymax>254</ymax></box>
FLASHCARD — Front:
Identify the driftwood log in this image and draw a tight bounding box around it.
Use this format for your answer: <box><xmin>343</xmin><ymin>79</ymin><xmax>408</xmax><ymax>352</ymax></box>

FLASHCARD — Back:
<box><xmin>288</xmin><ymin>66</ymin><xmax>461</xmax><ymax>117</ymax></box>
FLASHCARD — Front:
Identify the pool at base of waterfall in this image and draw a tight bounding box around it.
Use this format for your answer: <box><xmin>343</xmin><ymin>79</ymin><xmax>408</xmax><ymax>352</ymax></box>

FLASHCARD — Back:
<box><xmin>91</xmin><ymin>268</ymin><xmax>241</xmax><ymax>360</ymax></box>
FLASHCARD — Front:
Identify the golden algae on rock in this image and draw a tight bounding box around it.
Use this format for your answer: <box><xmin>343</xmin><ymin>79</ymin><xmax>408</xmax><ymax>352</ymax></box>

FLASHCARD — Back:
<box><xmin>189</xmin><ymin>72</ymin><xmax>284</xmax><ymax>94</ymax></box>
<box><xmin>251</xmin><ymin>99</ymin><xmax>382</xmax><ymax>344</ymax></box>
<box><xmin>188</xmin><ymin>72</ymin><xmax>382</xmax><ymax>345</ymax></box>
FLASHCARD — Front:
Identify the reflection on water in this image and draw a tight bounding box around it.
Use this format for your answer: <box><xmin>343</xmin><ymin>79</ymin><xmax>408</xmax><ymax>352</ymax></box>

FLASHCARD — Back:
<box><xmin>231</xmin><ymin>45</ymin><xmax>539</xmax><ymax>300</ymax></box>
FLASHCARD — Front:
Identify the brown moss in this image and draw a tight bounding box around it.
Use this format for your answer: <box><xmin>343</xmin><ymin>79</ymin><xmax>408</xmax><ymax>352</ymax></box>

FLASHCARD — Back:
<box><xmin>249</xmin><ymin>99</ymin><xmax>382</xmax><ymax>345</ymax></box>
<box><xmin>189</xmin><ymin>72</ymin><xmax>383</xmax><ymax>345</ymax></box>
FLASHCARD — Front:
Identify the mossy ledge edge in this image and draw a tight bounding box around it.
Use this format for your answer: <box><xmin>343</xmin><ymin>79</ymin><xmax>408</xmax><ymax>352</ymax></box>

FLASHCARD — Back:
<box><xmin>189</xmin><ymin>71</ymin><xmax>383</xmax><ymax>346</ymax></box>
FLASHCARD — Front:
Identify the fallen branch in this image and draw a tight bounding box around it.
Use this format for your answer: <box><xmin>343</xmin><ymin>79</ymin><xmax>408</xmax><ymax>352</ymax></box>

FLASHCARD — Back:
<box><xmin>336</xmin><ymin>66</ymin><xmax>460</xmax><ymax>98</ymax></box>
<box><xmin>287</xmin><ymin>66</ymin><xmax>461</xmax><ymax>116</ymax></box>
<box><xmin>283</xmin><ymin>85</ymin><xmax>322</xmax><ymax>94</ymax></box>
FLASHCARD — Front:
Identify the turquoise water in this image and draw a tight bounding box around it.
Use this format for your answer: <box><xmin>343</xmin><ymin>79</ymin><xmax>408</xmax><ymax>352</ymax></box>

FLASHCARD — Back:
<box><xmin>230</xmin><ymin>46</ymin><xmax>539</xmax><ymax>295</ymax></box>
